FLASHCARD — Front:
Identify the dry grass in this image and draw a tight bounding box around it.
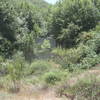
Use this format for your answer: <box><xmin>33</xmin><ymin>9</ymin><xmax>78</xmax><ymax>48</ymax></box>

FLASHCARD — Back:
<box><xmin>0</xmin><ymin>65</ymin><xmax>100</xmax><ymax>100</ymax></box>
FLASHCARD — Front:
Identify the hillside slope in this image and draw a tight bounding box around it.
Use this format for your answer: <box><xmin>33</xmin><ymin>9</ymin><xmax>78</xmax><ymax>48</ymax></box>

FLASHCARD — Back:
<box><xmin>28</xmin><ymin>0</ymin><xmax>50</xmax><ymax>8</ymax></box>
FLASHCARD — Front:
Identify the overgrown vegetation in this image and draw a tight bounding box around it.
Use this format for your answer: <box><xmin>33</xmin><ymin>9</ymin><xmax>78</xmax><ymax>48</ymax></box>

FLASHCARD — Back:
<box><xmin>56</xmin><ymin>74</ymin><xmax>100</xmax><ymax>100</ymax></box>
<box><xmin>0</xmin><ymin>0</ymin><xmax>100</xmax><ymax>99</ymax></box>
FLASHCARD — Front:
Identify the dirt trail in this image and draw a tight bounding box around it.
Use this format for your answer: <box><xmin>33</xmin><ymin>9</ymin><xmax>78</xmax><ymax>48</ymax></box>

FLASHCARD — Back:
<box><xmin>0</xmin><ymin>82</ymin><xmax>63</xmax><ymax>100</ymax></box>
<box><xmin>0</xmin><ymin>89</ymin><xmax>62</xmax><ymax>100</ymax></box>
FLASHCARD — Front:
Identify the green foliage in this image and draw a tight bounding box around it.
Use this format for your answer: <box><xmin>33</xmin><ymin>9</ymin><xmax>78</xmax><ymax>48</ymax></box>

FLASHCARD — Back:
<box><xmin>0</xmin><ymin>0</ymin><xmax>100</xmax><ymax>96</ymax></box>
<box><xmin>81</xmin><ymin>54</ymin><xmax>100</xmax><ymax>69</ymax></box>
<box><xmin>43</xmin><ymin>70</ymin><xmax>68</xmax><ymax>85</ymax></box>
<box><xmin>41</xmin><ymin>39</ymin><xmax>51</xmax><ymax>50</ymax></box>
<box><xmin>0</xmin><ymin>38</ymin><xmax>13</xmax><ymax>57</ymax></box>
<box><xmin>0</xmin><ymin>0</ymin><xmax>19</xmax><ymax>57</ymax></box>
<box><xmin>43</xmin><ymin>72</ymin><xmax>61</xmax><ymax>85</ymax></box>
<box><xmin>52</xmin><ymin>45</ymin><xmax>84</xmax><ymax>64</ymax></box>
<box><xmin>70</xmin><ymin>76</ymin><xmax>100</xmax><ymax>100</ymax></box>
<box><xmin>51</xmin><ymin>0</ymin><xmax>100</xmax><ymax>47</ymax></box>
<box><xmin>52</xmin><ymin>42</ymin><xmax>100</xmax><ymax>70</ymax></box>
<box><xmin>56</xmin><ymin>74</ymin><xmax>100</xmax><ymax>100</ymax></box>
<box><xmin>86</xmin><ymin>32</ymin><xmax>100</xmax><ymax>54</ymax></box>
<box><xmin>7</xmin><ymin>52</ymin><xmax>25</xmax><ymax>82</ymax></box>
<box><xmin>0</xmin><ymin>0</ymin><xmax>50</xmax><ymax>58</ymax></box>
<box><xmin>0</xmin><ymin>56</ymin><xmax>4</xmax><ymax>62</ymax></box>
<box><xmin>29</xmin><ymin>60</ymin><xmax>52</xmax><ymax>75</ymax></box>
<box><xmin>0</xmin><ymin>0</ymin><xmax>18</xmax><ymax>42</ymax></box>
<box><xmin>58</xmin><ymin>23</ymin><xmax>80</xmax><ymax>47</ymax></box>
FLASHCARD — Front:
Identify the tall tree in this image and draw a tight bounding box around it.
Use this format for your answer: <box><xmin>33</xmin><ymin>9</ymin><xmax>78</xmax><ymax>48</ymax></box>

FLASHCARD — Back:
<box><xmin>50</xmin><ymin>0</ymin><xmax>100</xmax><ymax>47</ymax></box>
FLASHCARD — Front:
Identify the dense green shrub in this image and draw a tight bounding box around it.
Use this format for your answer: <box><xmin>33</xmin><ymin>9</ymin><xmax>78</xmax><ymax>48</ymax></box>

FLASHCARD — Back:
<box><xmin>52</xmin><ymin>45</ymin><xmax>87</xmax><ymax>66</ymax></box>
<box><xmin>41</xmin><ymin>39</ymin><xmax>51</xmax><ymax>50</ymax></box>
<box><xmin>86</xmin><ymin>34</ymin><xmax>100</xmax><ymax>54</ymax></box>
<box><xmin>43</xmin><ymin>72</ymin><xmax>61</xmax><ymax>85</ymax></box>
<box><xmin>52</xmin><ymin>47</ymin><xmax>82</xmax><ymax>64</ymax></box>
<box><xmin>81</xmin><ymin>54</ymin><xmax>100</xmax><ymax>69</ymax></box>
<box><xmin>29</xmin><ymin>60</ymin><xmax>52</xmax><ymax>75</ymax></box>
<box><xmin>52</xmin><ymin>42</ymin><xmax>100</xmax><ymax>70</ymax></box>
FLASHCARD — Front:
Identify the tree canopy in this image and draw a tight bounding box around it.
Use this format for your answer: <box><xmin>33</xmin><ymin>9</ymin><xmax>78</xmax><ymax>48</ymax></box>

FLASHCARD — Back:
<box><xmin>50</xmin><ymin>0</ymin><xmax>100</xmax><ymax>47</ymax></box>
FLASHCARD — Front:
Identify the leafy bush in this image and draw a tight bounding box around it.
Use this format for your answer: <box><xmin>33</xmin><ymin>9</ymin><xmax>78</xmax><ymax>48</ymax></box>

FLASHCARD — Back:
<box><xmin>52</xmin><ymin>47</ymin><xmax>68</xmax><ymax>56</ymax></box>
<box><xmin>52</xmin><ymin>45</ymin><xmax>88</xmax><ymax>69</ymax></box>
<box><xmin>78</xmin><ymin>32</ymin><xmax>95</xmax><ymax>44</ymax></box>
<box><xmin>52</xmin><ymin>40</ymin><xmax>100</xmax><ymax>70</ymax></box>
<box><xmin>86</xmin><ymin>33</ymin><xmax>100</xmax><ymax>54</ymax></box>
<box><xmin>81</xmin><ymin>55</ymin><xmax>100</xmax><ymax>69</ymax></box>
<box><xmin>42</xmin><ymin>70</ymin><xmax>68</xmax><ymax>85</ymax></box>
<box><xmin>43</xmin><ymin>72</ymin><xmax>61</xmax><ymax>85</ymax></box>
<box><xmin>41</xmin><ymin>39</ymin><xmax>51</xmax><ymax>50</ymax></box>
<box><xmin>29</xmin><ymin>60</ymin><xmax>52</xmax><ymax>75</ymax></box>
